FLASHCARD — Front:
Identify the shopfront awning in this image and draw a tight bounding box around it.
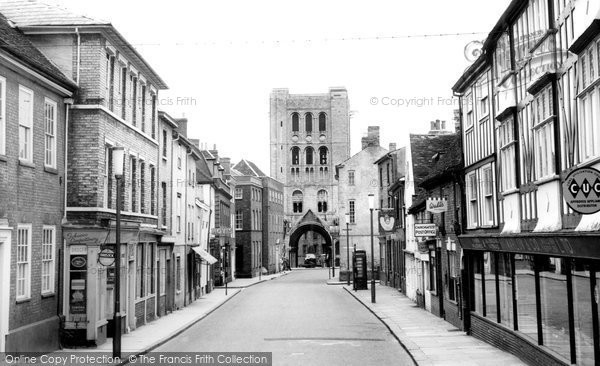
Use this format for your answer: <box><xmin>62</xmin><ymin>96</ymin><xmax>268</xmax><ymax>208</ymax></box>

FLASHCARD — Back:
<box><xmin>192</xmin><ymin>246</ymin><xmax>218</xmax><ymax>264</ymax></box>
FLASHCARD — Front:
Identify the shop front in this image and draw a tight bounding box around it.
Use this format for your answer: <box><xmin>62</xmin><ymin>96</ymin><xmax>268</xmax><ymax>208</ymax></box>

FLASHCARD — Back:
<box><xmin>460</xmin><ymin>233</ymin><xmax>600</xmax><ymax>366</ymax></box>
<box><xmin>61</xmin><ymin>223</ymin><xmax>163</xmax><ymax>347</ymax></box>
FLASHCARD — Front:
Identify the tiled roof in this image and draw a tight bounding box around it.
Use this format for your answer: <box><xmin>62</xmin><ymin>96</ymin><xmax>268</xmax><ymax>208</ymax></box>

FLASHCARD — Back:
<box><xmin>420</xmin><ymin>134</ymin><xmax>463</xmax><ymax>188</ymax></box>
<box><xmin>0</xmin><ymin>13</ymin><xmax>75</xmax><ymax>89</ymax></box>
<box><xmin>233</xmin><ymin>159</ymin><xmax>266</xmax><ymax>177</ymax></box>
<box><xmin>0</xmin><ymin>0</ymin><xmax>168</xmax><ymax>89</ymax></box>
<box><xmin>0</xmin><ymin>0</ymin><xmax>107</xmax><ymax>26</ymax></box>
<box><xmin>409</xmin><ymin>133</ymin><xmax>461</xmax><ymax>212</ymax></box>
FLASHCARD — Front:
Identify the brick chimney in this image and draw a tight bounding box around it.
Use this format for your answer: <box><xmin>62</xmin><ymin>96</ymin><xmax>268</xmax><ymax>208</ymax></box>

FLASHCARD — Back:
<box><xmin>209</xmin><ymin>144</ymin><xmax>218</xmax><ymax>159</ymax></box>
<box><xmin>220</xmin><ymin>157</ymin><xmax>231</xmax><ymax>175</ymax></box>
<box><xmin>389</xmin><ymin>143</ymin><xmax>397</xmax><ymax>151</ymax></box>
<box><xmin>175</xmin><ymin>118</ymin><xmax>188</xmax><ymax>138</ymax></box>
<box><xmin>190</xmin><ymin>138</ymin><xmax>200</xmax><ymax>149</ymax></box>
<box><xmin>361</xmin><ymin>126</ymin><xmax>380</xmax><ymax>149</ymax></box>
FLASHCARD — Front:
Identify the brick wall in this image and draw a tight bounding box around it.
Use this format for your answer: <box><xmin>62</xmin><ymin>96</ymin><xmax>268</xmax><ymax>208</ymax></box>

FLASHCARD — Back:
<box><xmin>471</xmin><ymin>314</ymin><xmax>568</xmax><ymax>366</ymax></box>
<box><xmin>0</xmin><ymin>62</ymin><xmax>71</xmax><ymax>352</ymax></box>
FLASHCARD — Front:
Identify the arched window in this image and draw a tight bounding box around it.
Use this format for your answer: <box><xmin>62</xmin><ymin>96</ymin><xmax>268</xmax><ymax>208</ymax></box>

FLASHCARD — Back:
<box><xmin>292</xmin><ymin>113</ymin><xmax>299</xmax><ymax>132</ymax></box>
<box><xmin>317</xmin><ymin>190</ymin><xmax>328</xmax><ymax>213</ymax></box>
<box><xmin>291</xmin><ymin>146</ymin><xmax>300</xmax><ymax>165</ymax></box>
<box><xmin>305</xmin><ymin>147</ymin><xmax>314</xmax><ymax>165</ymax></box>
<box><xmin>319</xmin><ymin>146</ymin><xmax>328</xmax><ymax>165</ymax></box>
<box><xmin>292</xmin><ymin>190</ymin><xmax>303</xmax><ymax>213</ymax></box>
<box><xmin>305</xmin><ymin>113</ymin><xmax>313</xmax><ymax>133</ymax></box>
<box><xmin>319</xmin><ymin>112</ymin><xmax>326</xmax><ymax>131</ymax></box>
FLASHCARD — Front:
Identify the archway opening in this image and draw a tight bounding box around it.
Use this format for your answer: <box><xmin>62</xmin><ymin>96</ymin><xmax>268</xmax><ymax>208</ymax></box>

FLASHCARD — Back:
<box><xmin>288</xmin><ymin>224</ymin><xmax>332</xmax><ymax>268</ymax></box>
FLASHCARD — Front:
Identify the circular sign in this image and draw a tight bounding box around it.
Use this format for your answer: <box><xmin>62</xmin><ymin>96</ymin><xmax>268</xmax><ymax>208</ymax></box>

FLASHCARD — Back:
<box><xmin>98</xmin><ymin>247</ymin><xmax>116</xmax><ymax>266</ymax></box>
<box><xmin>562</xmin><ymin>167</ymin><xmax>600</xmax><ymax>214</ymax></box>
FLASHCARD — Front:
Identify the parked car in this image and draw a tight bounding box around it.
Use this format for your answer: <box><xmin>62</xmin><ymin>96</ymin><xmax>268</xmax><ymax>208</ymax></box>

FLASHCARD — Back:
<box><xmin>303</xmin><ymin>253</ymin><xmax>317</xmax><ymax>268</ymax></box>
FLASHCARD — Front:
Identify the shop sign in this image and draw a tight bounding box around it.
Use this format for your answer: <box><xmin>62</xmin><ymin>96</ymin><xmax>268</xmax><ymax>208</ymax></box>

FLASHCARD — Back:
<box><xmin>426</xmin><ymin>198</ymin><xmax>448</xmax><ymax>214</ymax></box>
<box><xmin>379</xmin><ymin>211</ymin><xmax>396</xmax><ymax>233</ymax></box>
<box><xmin>563</xmin><ymin>167</ymin><xmax>600</xmax><ymax>214</ymax></box>
<box><xmin>414</xmin><ymin>223</ymin><xmax>437</xmax><ymax>237</ymax></box>
<box><xmin>98</xmin><ymin>247</ymin><xmax>115</xmax><ymax>266</ymax></box>
<box><xmin>69</xmin><ymin>254</ymin><xmax>87</xmax><ymax>316</ymax></box>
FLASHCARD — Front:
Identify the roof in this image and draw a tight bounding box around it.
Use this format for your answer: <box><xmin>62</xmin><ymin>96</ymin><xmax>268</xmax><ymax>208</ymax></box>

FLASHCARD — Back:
<box><xmin>410</xmin><ymin>134</ymin><xmax>458</xmax><ymax>186</ymax></box>
<box><xmin>233</xmin><ymin>159</ymin><xmax>267</xmax><ymax>177</ymax></box>
<box><xmin>420</xmin><ymin>134</ymin><xmax>463</xmax><ymax>188</ymax></box>
<box><xmin>0</xmin><ymin>0</ymin><xmax>105</xmax><ymax>26</ymax></box>
<box><xmin>0</xmin><ymin>13</ymin><xmax>76</xmax><ymax>90</ymax></box>
<box><xmin>196</xmin><ymin>155</ymin><xmax>214</xmax><ymax>184</ymax></box>
<box><xmin>0</xmin><ymin>0</ymin><xmax>168</xmax><ymax>89</ymax></box>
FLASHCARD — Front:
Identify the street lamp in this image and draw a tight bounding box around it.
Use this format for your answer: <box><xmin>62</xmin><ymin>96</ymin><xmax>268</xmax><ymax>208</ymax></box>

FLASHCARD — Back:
<box><xmin>345</xmin><ymin>212</ymin><xmax>351</xmax><ymax>286</ymax></box>
<box><xmin>111</xmin><ymin>146</ymin><xmax>125</xmax><ymax>358</ymax></box>
<box><xmin>368</xmin><ymin>193</ymin><xmax>376</xmax><ymax>303</ymax></box>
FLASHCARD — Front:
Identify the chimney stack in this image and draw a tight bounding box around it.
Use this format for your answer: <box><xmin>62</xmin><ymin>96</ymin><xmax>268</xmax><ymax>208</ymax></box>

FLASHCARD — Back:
<box><xmin>389</xmin><ymin>143</ymin><xmax>397</xmax><ymax>151</ymax></box>
<box><xmin>175</xmin><ymin>118</ymin><xmax>188</xmax><ymax>137</ymax></box>
<box><xmin>361</xmin><ymin>126</ymin><xmax>380</xmax><ymax>149</ymax></box>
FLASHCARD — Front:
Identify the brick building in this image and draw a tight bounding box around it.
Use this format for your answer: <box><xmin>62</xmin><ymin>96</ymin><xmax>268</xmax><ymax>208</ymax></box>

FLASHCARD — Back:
<box><xmin>410</xmin><ymin>134</ymin><xmax>464</xmax><ymax>327</ymax></box>
<box><xmin>270</xmin><ymin>88</ymin><xmax>350</xmax><ymax>267</ymax></box>
<box><xmin>335</xmin><ymin>127</ymin><xmax>387</xmax><ymax>277</ymax></box>
<box><xmin>261</xmin><ymin>176</ymin><xmax>284</xmax><ymax>274</ymax></box>
<box><xmin>374</xmin><ymin>145</ymin><xmax>406</xmax><ymax>290</ymax></box>
<box><xmin>231</xmin><ymin>163</ymin><xmax>264</xmax><ymax>278</ymax></box>
<box><xmin>0</xmin><ymin>13</ymin><xmax>77</xmax><ymax>352</ymax></box>
<box><xmin>0</xmin><ymin>0</ymin><xmax>168</xmax><ymax>347</ymax></box>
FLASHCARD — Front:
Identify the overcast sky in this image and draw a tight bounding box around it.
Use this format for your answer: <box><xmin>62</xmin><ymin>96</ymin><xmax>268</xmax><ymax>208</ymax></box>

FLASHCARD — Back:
<box><xmin>57</xmin><ymin>0</ymin><xmax>511</xmax><ymax>174</ymax></box>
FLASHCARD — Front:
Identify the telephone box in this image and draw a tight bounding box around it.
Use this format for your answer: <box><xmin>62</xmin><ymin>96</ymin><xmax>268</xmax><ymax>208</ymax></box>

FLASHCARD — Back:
<box><xmin>353</xmin><ymin>250</ymin><xmax>368</xmax><ymax>290</ymax></box>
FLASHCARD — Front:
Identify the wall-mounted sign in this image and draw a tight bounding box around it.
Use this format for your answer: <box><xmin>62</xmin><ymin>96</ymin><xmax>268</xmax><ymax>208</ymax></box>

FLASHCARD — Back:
<box><xmin>379</xmin><ymin>211</ymin><xmax>396</xmax><ymax>233</ymax></box>
<box><xmin>563</xmin><ymin>167</ymin><xmax>600</xmax><ymax>214</ymax></box>
<box><xmin>211</xmin><ymin>227</ymin><xmax>231</xmax><ymax>236</ymax></box>
<box><xmin>98</xmin><ymin>247</ymin><xmax>115</xmax><ymax>266</ymax></box>
<box><xmin>426</xmin><ymin>198</ymin><xmax>448</xmax><ymax>214</ymax></box>
<box><xmin>414</xmin><ymin>223</ymin><xmax>438</xmax><ymax>237</ymax></box>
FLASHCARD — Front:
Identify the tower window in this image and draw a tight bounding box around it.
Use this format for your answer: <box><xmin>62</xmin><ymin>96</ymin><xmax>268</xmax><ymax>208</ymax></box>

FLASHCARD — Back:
<box><xmin>317</xmin><ymin>190</ymin><xmax>328</xmax><ymax>213</ymax></box>
<box><xmin>319</xmin><ymin>112</ymin><xmax>326</xmax><ymax>131</ymax></box>
<box><xmin>305</xmin><ymin>113</ymin><xmax>313</xmax><ymax>133</ymax></box>
<box><xmin>292</xmin><ymin>113</ymin><xmax>299</xmax><ymax>132</ymax></box>
<box><xmin>292</xmin><ymin>190</ymin><xmax>303</xmax><ymax>213</ymax></box>
<box><xmin>292</xmin><ymin>146</ymin><xmax>300</xmax><ymax>165</ymax></box>
<box><xmin>319</xmin><ymin>146</ymin><xmax>328</xmax><ymax>165</ymax></box>
<box><xmin>305</xmin><ymin>147</ymin><xmax>314</xmax><ymax>165</ymax></box>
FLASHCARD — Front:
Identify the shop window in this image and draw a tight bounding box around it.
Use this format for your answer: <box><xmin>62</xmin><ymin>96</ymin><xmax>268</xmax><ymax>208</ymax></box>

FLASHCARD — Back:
<box><xmin>571</xmin><ymin>260</ymin><xmax>594</xmax><ymax>365</ymax></box>
<box><xmin>515</xmin><ymin>255</ymin><xmax>537</xmax><ymax>342</ymax></box>
<box><xmin>539</xmin><ymin>257</ymin><xmax>570</xmax><ymax>360</ymax></box>
<box><xmin>176</xmin><ymin>256</ymin><xmax>181</xmax><ymax>291</ymax></box>
<box><xmin>498</xmin><ymin>253</ymin><xmax>513</xmax><ymax>327</ymax></box>
<box><xmin>136</xmin><ymin>244</ymin><xmax>145</xmax><ymax>298</ymax></box>
<box><xmin>447</xmin><ymin>250</ymin><xmax>458</xmax><ymax>302</ymax></box>
<box><xmin>472</xmin><ymin>253</ymin><xmax>485</xmax><ymax>315</ymax></box>
<box><xmin>429</xmin><ymin>250</ymin><xmax>437</xmax><ymax>293</ymax></box>
<box><xmin>484</xmin><ymin>253</ymin><xmax>498</xmax><ymax>321</ymax></box>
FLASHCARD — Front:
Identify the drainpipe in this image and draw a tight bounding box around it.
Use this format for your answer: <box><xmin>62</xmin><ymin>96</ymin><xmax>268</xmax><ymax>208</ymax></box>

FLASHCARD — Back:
<box><xmin>59</xmin><ymin>98</ymin><xmax>74</xmax><ymax>338</ymax></box>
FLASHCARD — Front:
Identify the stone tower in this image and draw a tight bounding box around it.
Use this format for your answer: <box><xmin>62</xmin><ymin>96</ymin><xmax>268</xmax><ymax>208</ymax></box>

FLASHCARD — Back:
<box><xmin>269</xmin><ymin>88</ymin><xmax>350</xmax><ymax>265</ymax></box>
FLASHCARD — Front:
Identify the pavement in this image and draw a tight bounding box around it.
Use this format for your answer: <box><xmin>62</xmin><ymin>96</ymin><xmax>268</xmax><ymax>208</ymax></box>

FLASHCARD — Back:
<box><xmin>343</xmin><ymin>284</ymin><xmax>527</xmax><ymax>366</ymax></box>
<box><xmin>156</xmin><ymin>268</ymin><xmax>414</xmax><ymax>366</ymax></box>
<box><xmin>45</xmin><ymin>272</ymin><xmax>287</xmax><ymax>364</ymax></box>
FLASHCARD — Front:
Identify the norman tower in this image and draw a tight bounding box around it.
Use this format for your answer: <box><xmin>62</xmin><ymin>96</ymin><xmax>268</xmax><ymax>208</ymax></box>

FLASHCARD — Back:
<box><xmin>269</xmin><ymin>88</ymin><xmax>350</xmax><ymax>266</ymax></box>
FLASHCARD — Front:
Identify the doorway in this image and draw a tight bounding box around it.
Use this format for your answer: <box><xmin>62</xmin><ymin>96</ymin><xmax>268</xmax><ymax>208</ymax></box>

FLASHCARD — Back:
<box><xmin>0</xmin><ymin>229</ymin><xmax>12</xmax><ymax>352</ymax></box>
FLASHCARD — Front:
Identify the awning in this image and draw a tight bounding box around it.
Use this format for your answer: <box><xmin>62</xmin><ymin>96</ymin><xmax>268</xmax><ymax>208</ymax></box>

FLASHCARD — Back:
<box><xmin>192</xmin><ymin>246</ymin><xmax>218</xmax><ymax>264</ymax></box>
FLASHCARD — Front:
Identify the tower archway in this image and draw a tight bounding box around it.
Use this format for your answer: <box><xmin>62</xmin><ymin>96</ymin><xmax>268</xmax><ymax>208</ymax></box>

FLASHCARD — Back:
<box><xmin>288</xmin><ymin>210</ymin><xmax>332</xmax><ymax>268</ymax></box>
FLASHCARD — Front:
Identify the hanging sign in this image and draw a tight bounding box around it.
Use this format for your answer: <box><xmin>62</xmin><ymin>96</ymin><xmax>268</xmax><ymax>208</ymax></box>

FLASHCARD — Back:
<box><xmin>98</xmin><ymin>247</ymin><xmax>115</xmax><ymax>266</ymax></box>
<box><xmin>414</xmin><ymin>223</ymin><xmax>438</xmax><ymax>237</ymax></box>
<box><xmin>426</xmin><ymin>198</ymin><xmax>448</xmax><ymax>214</ymax></box>
<box><xmin>379</xmin><ymin>210</ymin><xmax>396</xmax><ymax>233</ymax></box>
<box><xmin>563</xmin><ymin>167</ymin><xmax>600</xmax><ymax>214</ymax></box>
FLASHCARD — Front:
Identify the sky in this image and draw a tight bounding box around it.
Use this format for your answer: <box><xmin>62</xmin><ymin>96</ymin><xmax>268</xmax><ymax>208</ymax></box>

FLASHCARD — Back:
<box><xmin>56</xmin><ymin>0</ymin><xmax>512</xmax><ymax>174</ymax></box>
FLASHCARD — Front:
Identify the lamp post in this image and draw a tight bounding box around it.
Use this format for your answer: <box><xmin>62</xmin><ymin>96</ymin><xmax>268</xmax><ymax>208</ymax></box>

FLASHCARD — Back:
<box><xmin>111</xmin><ymin>146</ymin><xmax>125</xmax><ymax>358</ymax></box>
<box><xmin>368</xmin><ymin>193</ymin><xmax>376</xmax><ymax>303</ymax></box>
<box><xmin>345</xmin><ymin>212</ymin><xmax>351</xmax><ymax>286</ymax></box>
<box><xmin>332</xmin><ymin>237</ymin><xmax>336</xmax><ymax>278</ymax></box>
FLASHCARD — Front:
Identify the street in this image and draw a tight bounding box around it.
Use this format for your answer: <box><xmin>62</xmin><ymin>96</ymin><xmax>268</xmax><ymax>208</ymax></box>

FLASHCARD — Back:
<box><xmin>156</xmin><ymin>269</ymin><xmax>414</xmax><ymax>366</ymax></box>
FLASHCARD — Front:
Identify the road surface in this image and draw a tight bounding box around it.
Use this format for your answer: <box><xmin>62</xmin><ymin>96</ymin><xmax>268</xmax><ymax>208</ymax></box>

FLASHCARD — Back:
<box><xmin>156</xmin><ymin>269</ymin><xmax>414</xmax><ymax>366</ymax></box>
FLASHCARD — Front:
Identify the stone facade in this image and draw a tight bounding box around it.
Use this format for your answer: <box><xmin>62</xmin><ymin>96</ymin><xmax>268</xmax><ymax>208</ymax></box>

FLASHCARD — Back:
<box><xmin>269</xmin><ymin>88</ymin><xmax>350</xmax><ymax>262</ymax></box>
